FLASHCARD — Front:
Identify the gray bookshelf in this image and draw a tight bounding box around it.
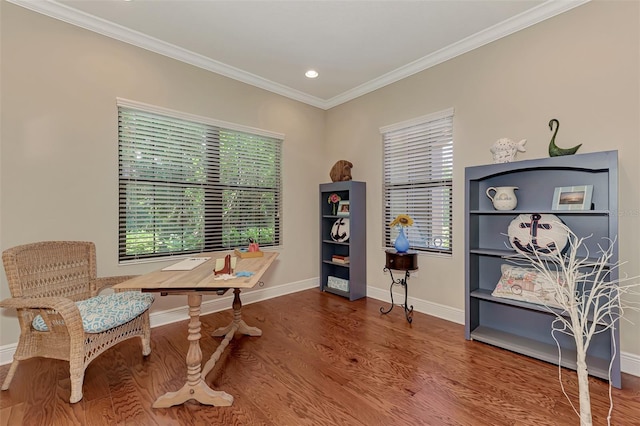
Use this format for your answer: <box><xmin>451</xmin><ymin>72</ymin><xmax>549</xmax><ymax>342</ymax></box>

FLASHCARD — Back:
<box><xmin>319</xmin><ymin>181</ymin><xmax>366</xmax><ymax>301</ymax></box>
<box><xmin>464</xmin><ymin>151</ymin><xmax>621</xmax><ymax>388</ymax></box>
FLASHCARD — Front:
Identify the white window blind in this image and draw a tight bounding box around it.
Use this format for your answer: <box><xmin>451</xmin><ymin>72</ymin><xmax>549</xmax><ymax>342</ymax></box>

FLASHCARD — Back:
<box><xmin>118</xmin><ymin>101</ymin><xmax>282</xmax><ymax>262</ymax></box>
<box><xmin>381</xmin><ymin>108</ymin><xmax>454</xmax><ymax>254</ymax></box>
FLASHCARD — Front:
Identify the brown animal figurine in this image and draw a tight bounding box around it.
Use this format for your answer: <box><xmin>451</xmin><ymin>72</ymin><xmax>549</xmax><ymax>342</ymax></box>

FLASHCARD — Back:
<box><xmin>329</xmin><ymin>160</ymin><xmax>353</xmax><ymax>182</ymax></box>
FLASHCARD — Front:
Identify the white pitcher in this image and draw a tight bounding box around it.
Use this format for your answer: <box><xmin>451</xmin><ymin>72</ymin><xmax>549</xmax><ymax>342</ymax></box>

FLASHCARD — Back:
<box><xmin>486</xmin><ymin>186</ymin><xmax>518</xmax><ymax>210</ymax></box>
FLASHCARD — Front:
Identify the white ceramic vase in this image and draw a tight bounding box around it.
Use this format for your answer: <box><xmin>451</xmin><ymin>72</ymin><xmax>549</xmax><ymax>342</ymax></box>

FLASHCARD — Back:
<box><xmin>486</xmin><ymin>186</ymin><xmax>518</xmax><ymax>210</ymax></box>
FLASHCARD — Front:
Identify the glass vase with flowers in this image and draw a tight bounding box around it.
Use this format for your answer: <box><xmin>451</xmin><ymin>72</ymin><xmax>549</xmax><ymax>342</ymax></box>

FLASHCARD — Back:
<box><xmin>389</xmin><ymin>214</ymin><xmax>413</xmax><ymax>253</ymax></box>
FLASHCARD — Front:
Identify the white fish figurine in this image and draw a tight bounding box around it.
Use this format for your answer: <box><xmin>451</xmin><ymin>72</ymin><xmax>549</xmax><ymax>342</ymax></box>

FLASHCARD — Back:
<box><xmin>490</xmin><ymin>138</ymin><xmax>527</xmax><ymax>163</ymax></box>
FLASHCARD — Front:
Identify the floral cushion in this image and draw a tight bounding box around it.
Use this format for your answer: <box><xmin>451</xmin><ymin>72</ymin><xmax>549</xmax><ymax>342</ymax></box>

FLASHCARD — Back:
<box><xmin>492</xmin><ymin>264</ymin><xmax>566</xmax><ymax>308</ymax></box>
<box><xmin>32</xmin><ymin>292</ymin><xmax>154</xmax><ymax>333</ymax></box>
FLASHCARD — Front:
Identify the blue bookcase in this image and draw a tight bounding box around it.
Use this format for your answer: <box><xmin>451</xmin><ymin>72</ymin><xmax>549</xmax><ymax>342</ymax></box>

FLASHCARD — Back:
<box><xmin>464</xmin><ymin>151</ymin><xmax>620</xmax><ymax>388</ymax></box>
<box><xmin>319</xmin><ymin>181</ymin><xmax>366</xmax><ymax>301</ymax></box>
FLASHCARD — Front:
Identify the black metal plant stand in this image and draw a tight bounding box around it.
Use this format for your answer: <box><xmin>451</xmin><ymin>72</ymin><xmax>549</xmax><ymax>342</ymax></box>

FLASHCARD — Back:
<box><xmin>380</xmin><ymin>250</ymin><xmax>418</xmax><ymax>324</ymax></box>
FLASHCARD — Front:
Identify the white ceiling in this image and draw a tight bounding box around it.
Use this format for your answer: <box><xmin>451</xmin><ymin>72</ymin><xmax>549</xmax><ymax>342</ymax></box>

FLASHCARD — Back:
<box><xmin>11</xmin><ymin>0</ymin><xmax>588</xmax><ymax>109</ymax></box>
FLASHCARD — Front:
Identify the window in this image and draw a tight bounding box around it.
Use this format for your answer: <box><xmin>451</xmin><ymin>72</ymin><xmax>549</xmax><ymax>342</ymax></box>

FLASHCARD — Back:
<box><xmin>381</xmin><ymin>108</ymin><xmax>454</xmax><ymax>254</ymax></box>
<box><xmin>117</xmin><ymin>99</ymin><xmax>282</xmax><ymax>262</ymax></box>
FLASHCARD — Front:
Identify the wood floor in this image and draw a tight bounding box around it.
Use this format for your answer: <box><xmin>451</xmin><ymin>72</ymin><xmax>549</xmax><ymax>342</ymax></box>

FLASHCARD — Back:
<box><xmin>1</xmin><ymin>289</ymin><xmax>639</xmax><ymax>425</ymax></box>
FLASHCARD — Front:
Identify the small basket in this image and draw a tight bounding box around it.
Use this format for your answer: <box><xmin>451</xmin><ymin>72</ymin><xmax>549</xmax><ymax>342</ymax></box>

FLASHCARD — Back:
<box><xmin>327</xmin><ymin>276</ymin><xmax>349</xmax><ymax>292</ymax></box>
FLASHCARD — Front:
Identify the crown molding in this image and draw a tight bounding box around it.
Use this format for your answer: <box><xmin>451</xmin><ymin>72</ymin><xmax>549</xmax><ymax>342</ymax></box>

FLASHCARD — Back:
<box><xmin>7</xmin><ymin>0</ymin><xmax>328</xmax><ymax>109</ymax></box>
<box><xmin>9</xmin><ymin>0</ymin><xmax>589</xmax><ymax>110</ymax></box>
<box><xmin>323</xmin><ymin>0</ymin><xmax>590</xmax><ymax>109</ymax></box>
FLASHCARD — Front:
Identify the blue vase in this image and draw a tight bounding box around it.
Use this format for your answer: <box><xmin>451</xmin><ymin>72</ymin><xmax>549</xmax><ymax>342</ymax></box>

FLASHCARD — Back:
<box><xmin>394</xmin><ymin>227</ymin><xmax>410</xmax><ymax>253</ymax></box>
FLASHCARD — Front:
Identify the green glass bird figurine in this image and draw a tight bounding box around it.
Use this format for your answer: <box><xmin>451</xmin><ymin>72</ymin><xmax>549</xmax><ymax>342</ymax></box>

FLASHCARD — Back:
<box><xmin>548</xmin><ymin>119</ymin><xmax>581</xmax><ymax>157</ymax></box>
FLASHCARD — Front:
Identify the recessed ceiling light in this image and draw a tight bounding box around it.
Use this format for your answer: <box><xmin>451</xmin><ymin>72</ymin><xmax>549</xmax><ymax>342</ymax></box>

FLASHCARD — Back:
<box><xmin>305</xmin><ymin>70</ymin><xmax>319</xmax><ymax>79</ymax></box>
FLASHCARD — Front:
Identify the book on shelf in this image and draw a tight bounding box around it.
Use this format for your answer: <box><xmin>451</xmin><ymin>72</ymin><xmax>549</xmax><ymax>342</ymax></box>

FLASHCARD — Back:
<box><xmin>332</xmin><ymin>255</ymin><xmax>350</xmax><ymax>264</ymax></box>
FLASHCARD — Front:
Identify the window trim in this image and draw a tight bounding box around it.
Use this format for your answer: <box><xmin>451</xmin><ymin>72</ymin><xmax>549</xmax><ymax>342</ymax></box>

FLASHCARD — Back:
<box><xmin>379</xmin><ymin>108</ymin><xmax>454</xmax><ymax>135</ymax></box>
<box><xmin>116</xmin><ymin>98</ymin><xmax>284</xmax><ymax>264</ymax></box>
<box><xmin>117</xmin><ymin>98</ymin><xmax>284</xmax><ymax>140</ymax></box>
<box><xmin>380</xmin><ymin>107</ymin><xmax>454</xmax><ymax>255</ymax></box>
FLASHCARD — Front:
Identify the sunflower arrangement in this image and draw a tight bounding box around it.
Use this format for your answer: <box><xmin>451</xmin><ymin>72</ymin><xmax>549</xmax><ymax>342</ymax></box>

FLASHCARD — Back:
<box><xmin>389</xmin><ymin>214</ymin><xmax>414</xmax><ymax>228</ymax></box>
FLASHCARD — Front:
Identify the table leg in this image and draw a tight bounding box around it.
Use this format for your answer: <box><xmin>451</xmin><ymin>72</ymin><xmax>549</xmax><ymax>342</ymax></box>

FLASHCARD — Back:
<box><xmin>152</xmin><ymin>293</ymin><xmax>233</xmax><ymax>408</ymax></box>
<box><xmin>201</xmin><ymin>288</ymin><xmax>262</xmax><ymax>378</ymax></box>
<box><xmin>402</xmin><ymin>276</ymin><xmax>414</xmax><ymax>323</ymax></box>
<box><xmin>379</xmin><ymin>268</ymin><xmax>414</xmax><ymax>324</ymax></box>
<box><xmin>213</xmin><ymin>288</ymin><xmax>262</xmax><ymax>337</ymax></box>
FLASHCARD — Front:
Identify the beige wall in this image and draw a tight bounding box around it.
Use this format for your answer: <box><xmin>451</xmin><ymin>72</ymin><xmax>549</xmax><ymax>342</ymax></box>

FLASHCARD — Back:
<box><xmin>2</xmin><ymin>0</ymin><xmax>639</xmax><ymax>363</ymax></box>
<box><xmin>326</xmin><ymin>0</ymin><xmax>640</xmax><ymax>357</ymax></box>
<box><xmin>0</xmin><ymin>3</ymin><xmax>327</xmax><ymax>345</ymax></box>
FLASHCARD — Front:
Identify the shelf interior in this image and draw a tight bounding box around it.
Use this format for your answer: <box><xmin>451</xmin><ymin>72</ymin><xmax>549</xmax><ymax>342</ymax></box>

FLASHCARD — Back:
<box><xmin>470</xmin><ymin>325</ymin><xmax>613</xmax><ymax>383</ymax></box>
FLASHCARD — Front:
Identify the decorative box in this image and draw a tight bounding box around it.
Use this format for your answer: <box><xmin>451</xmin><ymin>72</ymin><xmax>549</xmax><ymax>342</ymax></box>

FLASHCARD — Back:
<box><xmin>327</xmin><ymin>276</ymin><xmax>349</xmax><ymax>292</ymax></box>
<box><xmin>234</xmin><ymin>248</ymin><xmax>264</xmax><ymax>258</ymax></box>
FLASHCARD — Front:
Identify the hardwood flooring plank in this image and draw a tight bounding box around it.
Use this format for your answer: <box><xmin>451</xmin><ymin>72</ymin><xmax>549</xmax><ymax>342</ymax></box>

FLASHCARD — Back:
<box><xmin>0</xmin><ymin>403</ymin><xmax>25</xmax><ymax>426</ymax></box>
<box><xmin>83</xmin><ymin>397</ymin><xmax>119</xmax><ymax>426</ymax></box>
<box><xmin>1</xmin><ymin>289</ymin><xmax>639</xmax><ymax>425</ymax></box>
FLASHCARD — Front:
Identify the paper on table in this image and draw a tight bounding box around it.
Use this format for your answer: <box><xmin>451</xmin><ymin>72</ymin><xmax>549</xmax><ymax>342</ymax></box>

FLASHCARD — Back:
<box><xmin>162</xmin><ymin>257</ymin><xmax>211</xmax><ymax>271</ymax></box>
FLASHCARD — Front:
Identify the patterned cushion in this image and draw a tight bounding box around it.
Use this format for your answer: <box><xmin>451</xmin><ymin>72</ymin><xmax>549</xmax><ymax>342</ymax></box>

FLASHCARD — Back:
<box><xmin>492</xmin><ymin>264</ymin><xmax>566</xmax><ymax>308</ymax></box>
<box><xmin>32</xmin><ymin>292</ymin><xmax>154</xmax><ymax>333</ymax></box>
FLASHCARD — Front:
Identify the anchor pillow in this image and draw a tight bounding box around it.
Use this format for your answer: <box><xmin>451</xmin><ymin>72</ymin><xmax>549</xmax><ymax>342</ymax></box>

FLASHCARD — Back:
<box><xmin>507</xmin><ymin>213</ymin><xmax>569</xmax><ymax>257</ymax></box>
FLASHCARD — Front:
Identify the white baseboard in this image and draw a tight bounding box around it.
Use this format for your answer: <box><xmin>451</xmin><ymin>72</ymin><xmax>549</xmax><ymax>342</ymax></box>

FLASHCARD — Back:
<box><xmin>1</xmin><ymin>280</ymin><xmax>638</xmax><ymax>378</ymax></box>
<box><xmin>366</xmin><ymin>286</ymin><xmax>464</xmax><ymax>325</ymax></box>
<box><xmin>0</xmin><ymin>344</ymin><xmax>16</xmax><ymax>366</ymax></box>
<box><xmin>620</xmin><ymin>351</ymin><xmax>640</xmax><ymax>377</ymax></box>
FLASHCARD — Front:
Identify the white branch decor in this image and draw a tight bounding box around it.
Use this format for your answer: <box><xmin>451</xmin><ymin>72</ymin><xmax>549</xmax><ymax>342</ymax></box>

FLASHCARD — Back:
<box><xmin>507</xmin><ymin>223</ymin><xmax>639</xmax><ymax>426</ymax></box>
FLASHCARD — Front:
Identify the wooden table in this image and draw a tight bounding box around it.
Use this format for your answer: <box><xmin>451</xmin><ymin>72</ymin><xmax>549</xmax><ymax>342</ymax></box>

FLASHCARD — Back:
<box><xmin>113</xmin><ymin>251</ymin><xmax>278</xmax><ymax>408</ymax></box>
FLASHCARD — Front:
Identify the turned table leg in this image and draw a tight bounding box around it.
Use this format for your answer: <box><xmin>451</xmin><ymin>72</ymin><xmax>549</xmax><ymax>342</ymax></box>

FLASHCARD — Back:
<box><xmin>153</xmin><ymin>293</ymin><xmax>233</xmax><ymax>408</ymax></box>
<box><xmin>213</xmin><ymin>288</ymin><xmax>262</xmax><ymax>337</ymax></box>
<box><xmin>201</xmin><ymin>288</ymin><xmax>262</xmax><ymax>377</ymax></box>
